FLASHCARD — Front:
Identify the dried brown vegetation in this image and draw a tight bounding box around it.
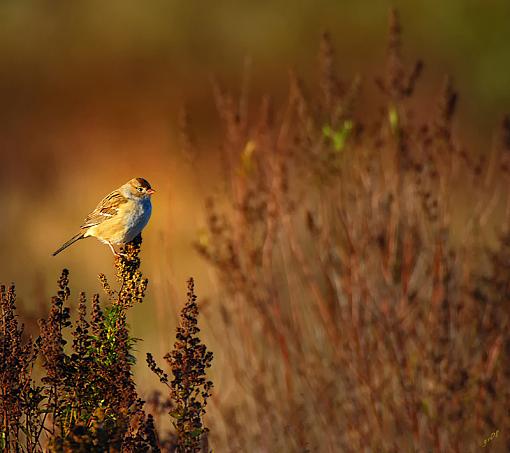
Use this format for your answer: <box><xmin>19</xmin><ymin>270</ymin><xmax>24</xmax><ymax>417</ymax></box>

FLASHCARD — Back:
<box><xmin>2</xmin><ymin>9</ymin><xmax>510</xmax><ymax>453</ymax></box>
<box><xmin>190</xmin><ymin>11</ymin><xmax>509</xmax><ymax>453</ymax></box>
<box><xmin>1</xmin><ymin>236</ymin><xmax>212</xmax><ymax>452</ymax></box>
<box><xmin>147</xmin><ymin>279</ymin><xmax>213</xmax><ymax>453</ymax></box>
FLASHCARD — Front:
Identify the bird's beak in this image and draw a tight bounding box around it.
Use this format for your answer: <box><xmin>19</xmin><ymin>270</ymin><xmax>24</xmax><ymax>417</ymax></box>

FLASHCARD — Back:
<box><xmin>147</xmin><ymin>188</ymin><xmax>156</xmax><ymax>195</ymax></box>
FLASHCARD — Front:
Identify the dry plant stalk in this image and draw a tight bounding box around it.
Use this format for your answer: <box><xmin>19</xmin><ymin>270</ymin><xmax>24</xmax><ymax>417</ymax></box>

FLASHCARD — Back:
<box><xmin>1</xmin><ymin>234</ymin><xmax>213</xmax><ymax>452</ymax></box>
<box><xmin>147</xmin><ymin>278</ymin><xmax>213</xmax><ymax>453</ymax></box>
<box><xmin>193</xmin><ymin>11</ymin><xmax>510</xmax><ymax>453</ymax></box>
<box><xmin>1</xmin><ymin>236</ymin><xmax>193</xmax><ymax>452</ymax></box>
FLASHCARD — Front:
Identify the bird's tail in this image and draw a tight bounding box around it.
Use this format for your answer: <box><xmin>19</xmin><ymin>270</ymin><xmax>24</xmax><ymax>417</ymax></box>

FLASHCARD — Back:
<box><xmin>52</xmin><ymin>233</ymin><xmax>85</xmax><ymax>256</ymax></box>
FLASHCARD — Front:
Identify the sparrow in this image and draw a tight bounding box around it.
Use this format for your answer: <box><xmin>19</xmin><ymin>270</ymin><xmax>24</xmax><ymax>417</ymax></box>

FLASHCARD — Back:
<box><xmin>52</xmin><ymin>177</ymin><xmax>155</xmax><ymax>257</ymax></box>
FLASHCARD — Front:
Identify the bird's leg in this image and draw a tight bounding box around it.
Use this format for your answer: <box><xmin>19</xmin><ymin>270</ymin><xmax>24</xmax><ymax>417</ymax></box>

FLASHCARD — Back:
<box><xmin>108</xmin><ymin>241</ymin><xmax>128</xmax><ymax>258</ymax></box>
<box><xmin>107</xmin><ymin>241</ymin><xmax>121</xmax><ymax>257</ymax></box>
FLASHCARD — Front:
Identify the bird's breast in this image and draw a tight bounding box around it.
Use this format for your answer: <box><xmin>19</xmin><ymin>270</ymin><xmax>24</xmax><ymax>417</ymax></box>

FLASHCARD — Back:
<box><xmin>120</xmin><ymin>198</ymin><xmax>152</xmax><ymax>243</ymax></box>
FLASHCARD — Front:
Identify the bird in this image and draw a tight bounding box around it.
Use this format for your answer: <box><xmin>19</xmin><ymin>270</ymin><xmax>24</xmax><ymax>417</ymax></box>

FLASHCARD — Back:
<box><xmin>52</xmin><ymin>177</ymin><xmax>155</xmax><ymax>257</ymax></box>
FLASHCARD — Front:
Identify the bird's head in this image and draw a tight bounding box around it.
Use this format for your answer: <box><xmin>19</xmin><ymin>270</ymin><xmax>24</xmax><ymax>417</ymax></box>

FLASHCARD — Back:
<box><xmin>124</xmin><ymin>177</ymin><xmax>155</xmax><ymax>200</ymax></box>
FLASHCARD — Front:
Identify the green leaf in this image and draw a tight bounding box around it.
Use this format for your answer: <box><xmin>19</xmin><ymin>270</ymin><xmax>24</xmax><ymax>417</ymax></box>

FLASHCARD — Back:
<box><xmin>388</xmin><ymin>105</ymin><xmax>399</xmax><ymax>133</ymax></box>
<box><xmin>322</xmin><ymin>120</ymin><xmax>354</xmax><ymax>152</ymax></box>
<box><xmin>240</xmin><ymin>140</ymin><xmax>256</xmax><ymax>175</ymax></box>
<box><xmin>420</xmin><ymin>398</ymin><xmax>431</xmax><ymax>417</ymax></box>
<box><xmin>322</xmin><ymin>125</ymin><xmax>333</xmax><ymax>137</ymax></box>
<box><xmin>169</xmin><ymin>410</ymin><xmax>183</xmax><ymax>419</ymax></box>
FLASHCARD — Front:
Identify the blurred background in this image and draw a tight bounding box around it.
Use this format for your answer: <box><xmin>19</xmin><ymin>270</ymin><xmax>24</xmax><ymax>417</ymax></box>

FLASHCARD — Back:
<box><xmin>1</xmin><ymin>0</ymin><xmax>510</xmax><ymax>443</ymax></box>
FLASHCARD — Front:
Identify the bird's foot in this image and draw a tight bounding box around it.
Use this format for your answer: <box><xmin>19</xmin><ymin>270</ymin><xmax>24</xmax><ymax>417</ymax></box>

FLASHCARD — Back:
<box><xmin>108</xmin><ymin>242</ymin><xmax>127</xmax><ymax>258</ymax></box>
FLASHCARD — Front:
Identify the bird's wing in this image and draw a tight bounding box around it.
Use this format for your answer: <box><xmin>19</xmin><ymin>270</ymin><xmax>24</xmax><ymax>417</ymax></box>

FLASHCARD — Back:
<box><xmin>80</xmin><ymin>190</ymin><xmax>128</xmax><ymax>229</ymax></box>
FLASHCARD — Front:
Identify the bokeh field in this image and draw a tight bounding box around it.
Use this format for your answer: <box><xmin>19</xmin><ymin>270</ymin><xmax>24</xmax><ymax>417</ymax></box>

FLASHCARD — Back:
<box><xmin>2</xmin><ymin>2</ymin><xmax>510</xmax><ymax>452</ymax></box>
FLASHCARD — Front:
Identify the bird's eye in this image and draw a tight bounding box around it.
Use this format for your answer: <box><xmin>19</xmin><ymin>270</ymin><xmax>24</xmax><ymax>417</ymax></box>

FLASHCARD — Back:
<box><xmin>137</xmin><ymin>187</ymin><xmax>144</xmax><ymax>192</ymax></box>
